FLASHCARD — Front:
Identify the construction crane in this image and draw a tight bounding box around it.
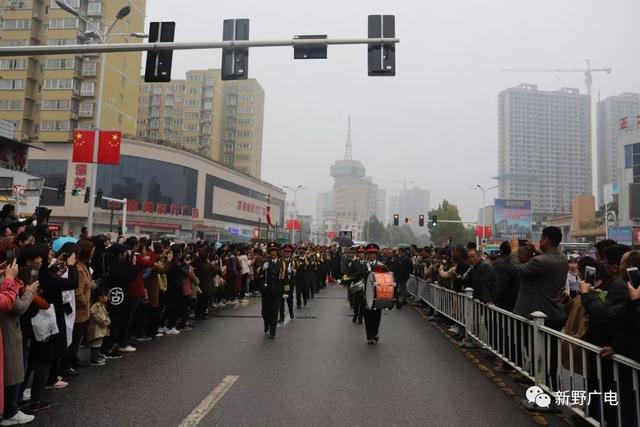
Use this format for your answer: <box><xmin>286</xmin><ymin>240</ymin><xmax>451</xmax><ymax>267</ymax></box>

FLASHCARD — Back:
<box><xmin>501</xmin><ymin>59</ymin><xmax>612</xmax><ymax>96</ymax></box>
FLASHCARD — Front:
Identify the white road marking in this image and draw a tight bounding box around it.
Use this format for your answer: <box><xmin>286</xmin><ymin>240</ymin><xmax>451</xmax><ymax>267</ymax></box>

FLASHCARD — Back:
<box><xmin>177</xmin><ymin>375</ymin><xmax>239</xmax><ymax>427</ymax></box>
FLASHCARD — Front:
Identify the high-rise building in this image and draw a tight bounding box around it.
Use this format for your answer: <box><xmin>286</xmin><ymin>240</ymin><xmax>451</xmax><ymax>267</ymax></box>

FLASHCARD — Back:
<box><xmin>596</xmin><ymin>93</ymin><xmax>640</xmax><ymax>206</ymax></box>
<box><xmin>375</xmin><ymin>188</ymin><xmax>386</xmax><ymax>223</ymax></box>
<box><xmin>497</xmin><ymin>84</ymin><xmax>591</xmax><ymax>215</ymax></box>
<box><xmin>388</xmin><ymin>187</ymin><xmax>430</xmax><ymax>231</ymax></box>
<box><xmin>329</xmin><ymin>118</ymin><xmax>378</xmax><ymax>236</ymax></box>
<box><xmin>315</xmin><ymin>191</ymin><xmax>333</xmax><ymax>220</ymax></box>
<box><xmin>0</xmin><ymin>0</ymin><xmax>146</xmax><ymax>142</ymax></box>
<box><xmin>138</xmin><ymin>71</ymin><xmax>265</xmax><ymax>178</ymax></box>
<box><xmin>137</xmin><ymin>70</ymin><xmax>224</xmax><ymax>158</ymax></box>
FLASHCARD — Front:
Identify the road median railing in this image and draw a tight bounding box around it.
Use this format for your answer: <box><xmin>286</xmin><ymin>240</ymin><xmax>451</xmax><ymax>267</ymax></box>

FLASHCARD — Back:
<box><xmin>407</xmin><ymin>275</ymin><xmax>640</xmax><ymax>427</ymax></box>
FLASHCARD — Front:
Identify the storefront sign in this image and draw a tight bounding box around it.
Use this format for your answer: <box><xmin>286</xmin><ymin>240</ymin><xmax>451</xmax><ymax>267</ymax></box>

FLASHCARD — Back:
<box><xmin>212</xmin><ymin>187</ymin><xmax>282</xmax><ymax>222</ymax></box>
<box><xmin>118</xmin><ymin>220</ymin><xmax>181</xmax><ymax>230</ymax></box>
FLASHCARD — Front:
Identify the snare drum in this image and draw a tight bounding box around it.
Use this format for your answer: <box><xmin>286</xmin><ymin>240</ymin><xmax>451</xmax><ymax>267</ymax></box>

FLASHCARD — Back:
<box><xmin>364</xmin><ymin>271</ymin><xmax>396</xmax><ymax>310</ymax></box>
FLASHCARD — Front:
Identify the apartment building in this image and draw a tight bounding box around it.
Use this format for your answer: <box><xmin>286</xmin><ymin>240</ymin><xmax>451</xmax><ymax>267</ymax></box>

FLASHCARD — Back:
<box><xmin>0</xmin><ymin>0</ymin><xmax>145</xmax><ymax>142</ymax></box>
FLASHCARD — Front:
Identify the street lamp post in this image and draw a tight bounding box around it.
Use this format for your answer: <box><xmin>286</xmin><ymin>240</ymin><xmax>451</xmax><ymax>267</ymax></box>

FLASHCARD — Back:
<box><xmin>283</xmin><ymin>185</ymin><xmax>306</xmax><ymax>244</ymax></box>
<box><xmin>56</xmin><ymin>0</ymin><xmax>146</xmax><ymax>237</ymax></box>
<box><xmin>473</xmin><ymin>184</ymin><xmax>498</xmax><ymax>245</ymax></box>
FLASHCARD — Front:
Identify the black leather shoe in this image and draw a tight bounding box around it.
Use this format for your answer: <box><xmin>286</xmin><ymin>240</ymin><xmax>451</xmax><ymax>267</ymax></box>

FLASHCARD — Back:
<box><xmin>269</xmin><ymin>335</ymin><xmax>276</xmax><ymax>339</ymax></box>
<box><xmin>357</xmin><ymin>319</ymin><xmax>363</xmax><ymax>324</ymax></box>
<box><xmin>352</xmin><ymin>316</ymin><xmax>357</xmax><ymax>323</ymax></box>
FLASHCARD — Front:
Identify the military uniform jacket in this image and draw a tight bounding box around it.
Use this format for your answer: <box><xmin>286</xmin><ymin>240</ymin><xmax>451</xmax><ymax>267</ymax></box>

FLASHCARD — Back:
<box><xmin>295</xmin><ymin>256</ymin><xmax>308</xmax><ymax>286</ymax></box>
<box><xmin>263</xmin><ymin>258</ymin><xmax>284</xmax><ymax>297</ymax></box>
<box><xmin>347</xmin><ymin>259</ymin><xmax>369</xmax><ymax>286</ymax></box>
<box><xmin>282</xmin><ymin>257</ymin><xmax>296</xmax><ymax>293</ymax></box>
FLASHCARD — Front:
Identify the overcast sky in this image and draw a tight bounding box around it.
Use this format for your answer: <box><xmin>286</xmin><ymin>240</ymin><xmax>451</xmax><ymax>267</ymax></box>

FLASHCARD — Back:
<box><xmin>146</xmin><ymin>0</ymin><xmax>640</xmax><ymax>221</ymax></box>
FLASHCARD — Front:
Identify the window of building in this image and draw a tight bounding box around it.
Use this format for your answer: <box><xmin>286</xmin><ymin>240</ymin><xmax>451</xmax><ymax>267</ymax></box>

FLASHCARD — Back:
<box><xmin>96</xmin><ymin>155</ymin><xmax>198</xmax><ymax>208</ymax></box>
<box><xmin>47</xmin><ymin>38</ymin><xmax>80</xmax><ymax>46</ymax></box>
<box><xmin>78</xmin><ymin>101</ymin><xmax>94</xmax><ymax>117</ymax></box>
<box><xmin>1</xmin><ymin>39</ymin><xmax>29</xmax><ymax>47</ymax></box>
<box><xmin>81</xmin><ymin>61</ymin><xmax>97</xmax><ymax>76</ymax></box>
<box><xmin>77</xmin><ymin>122</ymin><xmax>93</xmax><ymax>130</ymax></box>
<box><xmin>48</xmin><ymin>18</ymin><xmax>78</xmax><ymax>29</ymax></box>
<box><xmin>0</xmin><ymin>79</ymin><xmax>25</xmax><ymax>90</ymax></box>
<box><xmin>223</xmin><ymin>143</ymin><xmax>234</xmax><ymax>153</ymax></box>
<box><xmin>43</xmin><ymin>78</ymin><xmax>75</xmax><ymax>90</ymax></box>
<box><xmin>0</xmin><ymin>59</ymin><xmax>26</xmax><ymax>70</ymax></box>
<box><xmin>2</xmin><ymin>19</ymin><xmax>31</xmax><ymax>30</ymax></box>
<box><xmin>87</xmin><ymin>1</ymin><xmax>102</xmax><ymax>15</ymax></box>
<box><xmin>49</xmin><ymin>0</ymin><xmax>80</xmax><ymax>7</ymax></box>
<box><xmin>40</xmin><ymin>120</ymin><xmax>72</xmax><ymax>131</ymax></box>
<box><xmin>44</xmin><ymin>58</ymin><xmax>76</xmax><ymax>70</ymax></box>
<box><xmin>26</xmin><ymin>159</ymin><xmax>68</xmax><ymax>206</ymax></box>
<box><xmin>41</xmin><ymin>99</ymin><xmax>74</xmax><ymax>111</ymax></box>
<box><xmin>0</xmin><ymin>100</ymin><xmax>22</xmax><ymax>110</ymax></box>
<box><xmin>187</xmin><ymin>74</ymin><xmax>202</xmax><ymax>82</ymax></box>
<box><xmin>203</xmin><ymin>101</ymin><xmax>212</xmax><ymax>111</ymax></box>
<box><xmin>238</xmin><ymin>106</ymin><xmax>253</xmax><ymax>114</ymax></box>
<box><xmin>186</xmin><ymin>87</ymin><xmax>201</xmax><ymax>95</ymax></box>
<box><xmin>4</xmin><ymin>0</ymin><xmax>32</xmax><ymax>9</ymax></box>
<box><xmin>80</xmin><ymin>82</ymin><xmax>95</xmax><ymax>96</ymax></box>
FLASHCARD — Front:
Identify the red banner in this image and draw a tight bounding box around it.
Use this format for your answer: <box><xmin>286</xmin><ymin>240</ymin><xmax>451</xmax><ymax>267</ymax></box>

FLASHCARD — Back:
<box><xmin>72</xmin><ymin>130</ymin><xmax>95</xmax><ymax>163</ymax></box>
<box><xmin>326</xmin><ymin>231</ymin><xmax>337</xmax><ymax>239</ymax></box>
<box><xmin>286</xmin><ymin>219</ymin><xmax>301</xmax><ymax>230</ymax></box>
<box><xmin>98</xmin><ymin>130</ymin><xmax>122</xmax><ymax>165</ymax></box>
<box><xmin>475</xmin><ymin>225</ymin><xmax>492</xmax><ymax>238</ymax></box>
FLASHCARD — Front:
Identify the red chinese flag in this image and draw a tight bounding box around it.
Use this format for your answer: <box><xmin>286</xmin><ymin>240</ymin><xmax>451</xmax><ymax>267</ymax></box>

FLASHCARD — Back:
<box><xmin>72</xmin><ymin>130</ymin><xmax>95</xmax><ymax>163</ymax></box>
<box><xmin>98</xmin><ymin>131</ymin><xmax>122</xmax><ymax>165</ymax></box>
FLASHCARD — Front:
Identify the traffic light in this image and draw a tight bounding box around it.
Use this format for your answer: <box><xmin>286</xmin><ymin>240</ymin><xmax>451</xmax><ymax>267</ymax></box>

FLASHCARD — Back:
<box><xmin>144</xmin><ymin>22</ymin><xmax>176</xmax><ymax>83</ymax></box>
<box><xmin>95</xmin><ymin>189</ymin><xmax>103</xmax><ymax>206</ymax></box>
<box><xmin>57</xmin><ymin>181</ymin><xmax>66</xmax><ymax>199</ymax></box>
<box><xmin>367</xmin><ymin>15</ymin><xmax>396</xmax><ymax>76</ymax></box>
<box><xmin>431</xmin><ymin>216</ymin><xmax>438</xmax><ymax>228</ymax></box>
<box><xmin>84</xmin><ymin>187</ymin><xmax>91</xmax><ymax>204</ymax></box>
<box><xmin>419</xmin><ymin>214</ymin><xmax>425</xmax><ymax>227</ymax></box>
<box><xmin>71</xmin><ymin>188</ymin><xmax>79</xmax><ymax>197</ymax></box>
<box><xmin>221</xmin><ymin>19</ymin><xmax>250</xmax><ymax>81</ymax></box>
<box><xmin>393</xmin><ymin>213</ymin><xmax>399</xmax><ymax>226</ymax></box>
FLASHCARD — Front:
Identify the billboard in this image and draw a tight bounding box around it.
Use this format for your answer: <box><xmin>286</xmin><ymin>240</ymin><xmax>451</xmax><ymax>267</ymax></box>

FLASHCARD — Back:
<box><xmin>609</xmin><ymin>226</ymin><xmax>633</xmax><ymax>245</ymax></box>
<box><xmin>494</xmin><ymin>199</ymin><xmax>532</xmax><ymax>240</ymax></box>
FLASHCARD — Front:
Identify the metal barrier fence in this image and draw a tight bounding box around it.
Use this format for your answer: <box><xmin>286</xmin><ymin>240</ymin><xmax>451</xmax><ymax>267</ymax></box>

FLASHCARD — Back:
<box><xmin>407</xmin><ymin>275</ymin><xmax>640</xmax><ymax>427</ymax></box>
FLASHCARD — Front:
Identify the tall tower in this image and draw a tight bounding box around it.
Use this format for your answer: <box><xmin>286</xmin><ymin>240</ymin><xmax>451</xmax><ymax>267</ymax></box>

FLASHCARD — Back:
<box><xmin>329</xmin><ymin>117</ymin><xmax>378</xmax><ymax>234</ymax></box>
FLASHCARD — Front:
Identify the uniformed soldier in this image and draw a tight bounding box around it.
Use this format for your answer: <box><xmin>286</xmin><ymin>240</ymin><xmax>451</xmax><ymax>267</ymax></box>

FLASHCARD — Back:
<box><xmin>363</xmin><ymin>243</ymin><xmax>388</xmax><ymax>344</ymax></box>
<box><xmin>279</xmin><ymin>244</ymin><xmax>296</xmax><ymax>322</ymax></box>
<box><xmin>318</xmin><ymin>245</ymin><xmax>330</xmax><ymax>290</ymax></box>
<box><xmin>309</xmin><ymin>246</ymin><xmax>320</xmax><ymax>297</ymax></box>
<box><xmin>346</xmin><ymin>245</ymin><xmax>367</xmax><ymax>324</ymax></box>
<box><xmin>295</xmin><ymin>246</ymin><xmax>310</xmax><ymax>308</ymax></box>
<box><xmin>262</xmin><ymin>242</ymin><xmax>284</xmax><ymax>339</ymax></box>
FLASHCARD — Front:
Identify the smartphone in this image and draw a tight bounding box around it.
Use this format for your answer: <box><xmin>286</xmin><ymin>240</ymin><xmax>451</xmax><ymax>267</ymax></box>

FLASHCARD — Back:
<box><xmin>585</xmin><ymin>266</ymin><xmax>596</xmax><ymax>286</ymax></box>
<box><xmin>5</xmin><ymin>249</ymin><xmax>15</xmax><ymax>265</ymax></box>
<box><xmin>627</xmin><ymin>267</ymin><xmax>640</xmax><ymax>289</ymax></box>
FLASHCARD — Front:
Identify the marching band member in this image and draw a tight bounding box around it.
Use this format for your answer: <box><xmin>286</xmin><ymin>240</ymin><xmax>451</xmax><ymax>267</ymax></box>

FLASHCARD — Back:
<box><xmin>295</xmin><ymin>246</ymin><xmax>310</xmax><ymax>308</ymax></box>
<box><xmin>346</xmin><ymin>245</ymin><xmax>367</xmax><ymax>324</ymax></box>
<box><xmin>363</xmin><ymin>243</ymin><xmax>388</xmax><ymax>345</ymax></box>
<box><xmin>262</xmin><ymin>242</ymin><xmax>284</xmax><ymax>339</ymax></box>
<box><xmin>279</xmin><ymin>244</ymin><xmax>296</xmax><ymax>322</ymax></box>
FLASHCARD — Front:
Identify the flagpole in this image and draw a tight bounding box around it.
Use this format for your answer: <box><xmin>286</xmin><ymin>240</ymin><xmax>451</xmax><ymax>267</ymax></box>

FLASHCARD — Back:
<box><xmin>86</xmin><ymin>51</ymin><xmax>107</xmax><ymax>237</ymax></box>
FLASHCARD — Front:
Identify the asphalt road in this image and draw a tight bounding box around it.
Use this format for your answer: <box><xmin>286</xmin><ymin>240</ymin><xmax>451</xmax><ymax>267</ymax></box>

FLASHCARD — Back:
<box><xmin>32</xmin><ymin>286</ymin><xmax>538</xmax><ymax>427</ymax></box>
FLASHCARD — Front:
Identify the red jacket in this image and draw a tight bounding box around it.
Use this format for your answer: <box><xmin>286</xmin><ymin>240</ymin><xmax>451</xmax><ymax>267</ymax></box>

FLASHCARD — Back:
<box><xmin>127</xmin><ymin>253</ymin><xmax>157</xmax><ymax>299</ymax></box>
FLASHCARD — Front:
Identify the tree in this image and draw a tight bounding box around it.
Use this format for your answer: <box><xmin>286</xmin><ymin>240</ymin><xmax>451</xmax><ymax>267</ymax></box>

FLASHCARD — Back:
<box><xmin>428</xmin><ymin>199</ymin><xmax>472</xmax><ymax>246</ymax></box>
<box><xmin>363</xmin><ymin>215</ymin><xmax>386</xmax><ymax>242</ymax></box>
<box><xmin>383</xmin><ymin>224</ymin><xmax>418</xmax><ymax>246</ymax></box>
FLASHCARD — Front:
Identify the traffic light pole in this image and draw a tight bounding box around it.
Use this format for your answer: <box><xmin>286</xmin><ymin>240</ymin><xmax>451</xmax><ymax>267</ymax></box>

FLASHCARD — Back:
<box><xmin>0</xmin><ymin>38</ymin><xmax>399</xmax><ymax>57</ymax></box>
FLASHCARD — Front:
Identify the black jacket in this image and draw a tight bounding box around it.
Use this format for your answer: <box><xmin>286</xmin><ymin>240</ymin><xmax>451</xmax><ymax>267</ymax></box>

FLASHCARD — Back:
<box><xmin>262</xmin><ymin>258</ymin><xmax>284</xmax><ymax>297</ymax></box>
<box><xmin>581</xmin><ymin>275</ymin><xmax>630</xmax><ymax>347</ymax></box>
<box><xmin>470</xmin><ymin>260</ymin><xmax>496</xmax><ymax>303</ymax></box>
<box><xmin>492</xmin><ymin>256</ymin><xmax>520</xmax><ymax>311</ymax></box>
